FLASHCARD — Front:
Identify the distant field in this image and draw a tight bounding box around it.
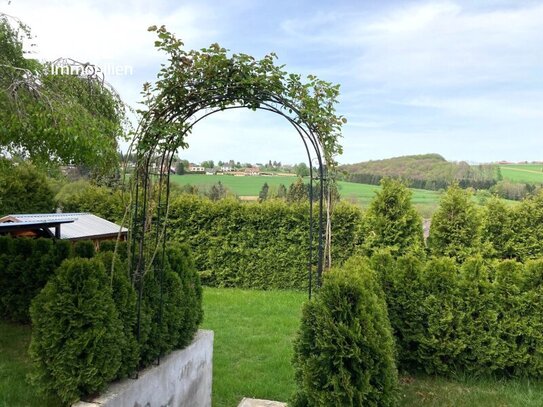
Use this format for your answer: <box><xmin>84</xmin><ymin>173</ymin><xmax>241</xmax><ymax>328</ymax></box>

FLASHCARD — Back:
<box><xmin>170</xmin><ymin>174</ymin><xmax>296</xmax><ymax>196</ymax></box>
<box><xmin>170</xmin><ymin>174</ymin><xmax>518</xmax><ymax>218</ymax></box>
<box><xmin>171</xmin><ymin>174</ymin><xmax>440</xmax><ymax>204</ymax></box>
<box><xmin>500</xmin><ymin>164</ymin><xmax>543</xmax><ymax>184</ymax></box>
<box><xmin>170</xmin><ymin>174</ymin><xmax>441</xmax><ymax>216</ymax></box>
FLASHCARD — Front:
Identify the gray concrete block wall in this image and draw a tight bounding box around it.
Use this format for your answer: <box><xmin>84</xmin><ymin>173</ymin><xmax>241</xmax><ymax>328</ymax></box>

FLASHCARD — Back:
<box><xmin>73</xmin><ymin>329</ymin><xmax>213</xmax><ymax>407</ymax></box>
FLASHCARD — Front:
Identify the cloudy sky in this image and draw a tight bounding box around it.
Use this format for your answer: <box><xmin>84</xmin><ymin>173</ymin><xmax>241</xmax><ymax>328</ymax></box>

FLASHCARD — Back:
<box><xmin>5</xmin><ymin>0</ymin><xmax>543</xmax><ymax>164</ymax></box>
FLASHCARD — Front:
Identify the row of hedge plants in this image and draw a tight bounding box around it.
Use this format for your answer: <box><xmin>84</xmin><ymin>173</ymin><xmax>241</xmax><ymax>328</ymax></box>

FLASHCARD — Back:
<box><xmin>167</xmin><ymin>195</ymin><xmax>365</xmax><ymax>290</ymax></box>
<box><xmin>27</xmin><ymin>241</ymin><xmax>202</xmax><ymax>405</ymax></box>
<box><xmin>371</xmin><ymin>251</ymin><xmax>543</xmax><ymax>378</ymax></box>
<box><xmin>0</xmin><ymin>236</ymin><xmax>72</xmax><ymax>322</ymax></box>
<box><xmin>291</xmin><ymin>249</ymin><xmax>543</xmax><ymax>405</ymax></box>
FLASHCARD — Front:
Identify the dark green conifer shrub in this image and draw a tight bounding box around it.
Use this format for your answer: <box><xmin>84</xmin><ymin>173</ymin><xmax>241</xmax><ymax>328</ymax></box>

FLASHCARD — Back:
<box><xmin>73</xmin><ymin>239</ymin><xmax>96</xmax><ymax>258</ymax></box>
<box><xmin>291</xmin><ymin>256</ymin><xmax>398</xmax><ymax>406</ymax></box>
<box><xmin>139</xmin><ymin>268</ymin><xmax>185</xmax><ymax>365</ymax></box>
<box><xmin>29</xmin><ymin>257</ymin><xmax>123</xmax><ymax>404</ymax></box>
<box><xmin>53</xmin><ymin>239</ymin><xmax>72</xmax><ymax>263</ymax></box>
<box><xmin>427</xmin><ymin>184</ymin><xmax>481</xmax><ymax>261</ymax></box>
<box><xmin>480</xmin><ymin>197</ymin><xmax>515</xmax><ymax>259</ymax></box>
<box><xmin>166</xmin><ymin>241</ymin><xmax>203</xmax><ymax>346</ymax></box>
<box><xmin>98</xmin><ymin>239</ymin><xmax>128</xmax><ymax>259</ymax></box>
<box><xmin>509</xmin><ymin>191</ymin><xmax>543</xmax><ymax>261</ymax></box>
<box><xmin>138</xmin><ymin>242</ymin><xmax>203</xmax><ymax>365</ymax></box>
<box><xmin>375</xmin><ymin>254</ymin><xmax>543</xmax><ymax>377</ymax></box>
<box><xmin>370</xmin><ymin>250</ymin><xmax>425</xmax><ymax>371</ymax></box>
<box><xmin>417</xmin><ymin>257</ymin><xmax>465</xmax><ymax>374</ymax></box>
<box><xmin>95</xmin><ymin>251</ymin><xmax>139</xmax><ymax>378</ymax></box>
<box><xmin>98</xmin><ymin>239</ymin><xmax>116</xmax><ymax>253</ymax></box>
<box><xmin>363</xmin><ymin>178</ymin><xmax>424</xmax><ymax>257</ymax></box>
<box><xmin>0</xmin><ymin>237</ymin><xmax>72</xmax><ymax>322</ymax></box>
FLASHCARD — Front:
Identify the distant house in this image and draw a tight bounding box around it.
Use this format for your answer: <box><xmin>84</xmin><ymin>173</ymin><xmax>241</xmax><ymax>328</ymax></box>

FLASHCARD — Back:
<box><xmin>189</xmin><ymin>165</ymin><xmax>205</xmax><ymax>173</ymax></box>
<box><xmin>244</xmin><ymin>167</ymin><xmax>261</xmax><ymax>176</ymax></box>
<box><xmin>221</xmin><ymin>166</ymin><xmax>233</xmax><ymax>172</ymax></box>
<box><xmin>0</xmin><ymin>213</ymin><xmax>128</xmax><ymax>247</ymax></box>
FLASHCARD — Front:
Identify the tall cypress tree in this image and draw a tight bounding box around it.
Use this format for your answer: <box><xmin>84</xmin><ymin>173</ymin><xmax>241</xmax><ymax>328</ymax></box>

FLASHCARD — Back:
<box><xmin>363</xmin><ymin>177</ymin><xmax>424</xmax><ymax>256</ymax></box>
<box><xmin>428</xmin><ymin>184</ymin><xmax>481</xmax><ymax>261</ymax></box>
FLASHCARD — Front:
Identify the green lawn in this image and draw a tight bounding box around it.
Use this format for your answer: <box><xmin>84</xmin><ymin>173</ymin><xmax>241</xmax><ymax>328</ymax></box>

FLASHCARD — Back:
<box><xmin>202</xmin><ymin>287</ymin><xmax>543</xmax><ymax>407</ymax></box>
<box><xmin>201</xmin><ymin>288</ymin><xmax>303</xmax><ymax>406</ymax></box>
<box><xmin>0</xmin><ymin>321</ymin><xmax>59</xmax><ymax>406</ymax></box>
<box><xmin>3</xmin><ymin>288</ymin><xmax>543</xmax><ymax>406</ymax></box>
<box><xmin>171</xmin><ymin>174</ymin><xmax>440</xmax><ymax>204</ymax></box>
<box><xmin>500</xmin><ymin>165</ymin><xmax>543</xmax><ymax>184</ymax></box>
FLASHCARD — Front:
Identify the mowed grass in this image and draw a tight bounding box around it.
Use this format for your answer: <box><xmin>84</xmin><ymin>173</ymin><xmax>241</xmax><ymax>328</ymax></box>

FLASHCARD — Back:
<box><xmin>202</xmin><ymin>287</ymin><xmax>543</xmax><ymax>407</ymax></box>
<box><xmin>0</xmin><ymin>321</ymin><xmax>59</xmax><ymax>406</ymax></box>
<box><xmin>3</xmin><ymin>288</ymin><xmax>543</xmax><ymax>406</ymax></box>
<box><xmin>500</xmin><ymin>165</ymin><xmax>543</xmax><ymax>184</ymax></box>
<box><xmin>201</xmin><ymin>288</ymin><xmax>304</xmax><ymax>406</ymax></box>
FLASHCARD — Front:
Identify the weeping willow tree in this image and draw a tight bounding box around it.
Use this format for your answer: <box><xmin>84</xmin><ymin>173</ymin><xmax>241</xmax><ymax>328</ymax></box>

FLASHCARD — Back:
<box><xmin>0</xmin><ymin>13</ymin><xmax>127</xmax><ymax>175</ymax></box>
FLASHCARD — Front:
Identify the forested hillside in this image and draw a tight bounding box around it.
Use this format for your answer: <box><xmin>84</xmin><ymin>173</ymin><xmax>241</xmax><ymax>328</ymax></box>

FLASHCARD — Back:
<box><xmin>340</xmin><ymin>154</ymin><xmax>500</xmax><ymax>190</ymax></box>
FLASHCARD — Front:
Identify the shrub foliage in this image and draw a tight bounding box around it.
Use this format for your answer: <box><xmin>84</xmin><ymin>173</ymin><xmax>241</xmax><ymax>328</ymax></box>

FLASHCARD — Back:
<box><xmin>373</xmin><ymin>251</ymin><xmax>543</xmax><ymax>377</ymax></box>
<box><xmin>168</xmin><ymin>195</ymin><xmax>365</xmax><ymax>289</ymax></box>
<box><xmin>428</xmin><ymin>184</ymin><xmax>481</xmax><ymax>261</ymax></box>
<box><xmin>0</xmin><ymin>236</ymin><xmax>72</xmax><ymax>322</ymax></box>
<box><xmin>362</xmin><ymin>178</ymin><xmax>424</xmax><ymax>257</ymax></box>
<box><xmin>25</xmin><ymin>241</ymin><xmax>202</xmax><ymax>403</ymax></box>
<box><xmin>292</xmin><ymin>256</ymin><xmax>398</xmax><ymax>406</ymax></box>
<box><xmin>29</xmin><ymin>258</ymin><xmax>124</xmax><ymax>404</ymax></box>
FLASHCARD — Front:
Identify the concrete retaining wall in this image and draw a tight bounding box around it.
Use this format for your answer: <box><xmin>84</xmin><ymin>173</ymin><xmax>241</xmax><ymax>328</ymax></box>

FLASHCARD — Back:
<box><xmin>74</xmin><ymin>329</ymin><xmax>213</xmax><ymax>407</ymax></box>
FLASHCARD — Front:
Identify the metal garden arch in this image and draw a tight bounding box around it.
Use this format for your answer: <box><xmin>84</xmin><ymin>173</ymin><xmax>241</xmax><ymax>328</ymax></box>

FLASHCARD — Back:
<box><xmin>125</xmin><ymin>26</ymin><xmax>345</xmax><ymax>344</ymax></box>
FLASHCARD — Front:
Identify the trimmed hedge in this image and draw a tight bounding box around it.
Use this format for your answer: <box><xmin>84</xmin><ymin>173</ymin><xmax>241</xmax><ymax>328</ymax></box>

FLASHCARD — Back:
<box><xmin>168</xmin><ymin>195</ymin><xmax>365</xmax><ymax>289</ymax></box>
<box><xmin>28</xmin><ymin>242</ymin><xmax>203</xmax><ymax>403</ymax></box>
<box><xmin>138</xmin><ymin>242</ymin><xmax>203</xmax><ymax>365</ymax></box>
<box><xmin>371</xmin><ymin>251</ymin><xmax>543</xmax><ymax>377</ymax></box>
<box><xmin>96</xmin><ymin>251</ymin><xmax>139</xmax><ymax>378</ymax></box>
<box><xmin>73</xmin><ymin>239</ymin><xmax>96</xmax><ymax>258</ymax></box>
<box><xmin>0</xmin><ymin>236</ymin><xmax>72</xmax><ymax>322</ymax></box>
<box><xmin>291</xmin><ymin>256</ymin><xmax>398</xmax><ymax>406</ymax></box>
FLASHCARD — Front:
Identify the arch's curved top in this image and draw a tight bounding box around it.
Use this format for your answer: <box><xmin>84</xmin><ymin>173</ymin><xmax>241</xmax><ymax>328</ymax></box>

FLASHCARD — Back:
<box><xmin>135</xmin><ymin>25</ymin><xmax>346</xmax><ymax>167</ymax></box>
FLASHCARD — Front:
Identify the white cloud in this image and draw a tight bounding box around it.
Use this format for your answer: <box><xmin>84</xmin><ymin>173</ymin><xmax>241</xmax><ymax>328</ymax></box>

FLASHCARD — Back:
<box><xmin>180</xmin><ymin>108</ymin><xmax>311</xmax><ymax>165</ymax></box>
<box><xmin>282</xmin><ymin>1</ymin><xmax>543</xmax><ymax>88</ymax></box>
<box><xmin>406</xmin><ymin>95</ymin><xmax>543</xmax><ymax>120</ymax></box>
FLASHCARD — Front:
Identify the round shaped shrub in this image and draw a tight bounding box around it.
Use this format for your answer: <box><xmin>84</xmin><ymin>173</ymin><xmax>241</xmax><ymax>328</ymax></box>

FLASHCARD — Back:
<box><xmin>29</xmin><ymin>257</ymin><xmax>123</xmax><ymax>404</ymax></box>
<box><xmin>291</xmin><ymin>256</ymin><xmax>398</xmax><ymax>406</ymax></box>
<box><xmin>99</xmin><ymin>239</ymin><xmax>128</xmax><ymax>260</ymax></box>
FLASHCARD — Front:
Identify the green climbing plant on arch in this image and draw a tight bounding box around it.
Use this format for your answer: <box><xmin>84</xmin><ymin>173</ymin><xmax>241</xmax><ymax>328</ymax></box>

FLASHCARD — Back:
<box><xmin>126</xmin><ymin>26</ymin><xmax>347</xmax><ymax>322</ymax></box>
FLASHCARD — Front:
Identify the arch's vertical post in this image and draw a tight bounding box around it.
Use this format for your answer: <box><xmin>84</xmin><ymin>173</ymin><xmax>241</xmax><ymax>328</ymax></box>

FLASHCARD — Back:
<box><xmin>316</xmin><ymin>160</ymin><xmax>325</xmax><ymax>288</ymax></box>
<box><xmin>308</xmin><ymin>160</ymin><xmax>314</xmax><ymax>300</ymax></box>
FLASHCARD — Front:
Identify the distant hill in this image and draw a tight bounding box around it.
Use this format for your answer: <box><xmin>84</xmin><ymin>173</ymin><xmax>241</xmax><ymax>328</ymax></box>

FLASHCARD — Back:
<box><xmin>339</xmin><ymin>154</ymin><xmax>499</xmax><ymax>191</ymax></box>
